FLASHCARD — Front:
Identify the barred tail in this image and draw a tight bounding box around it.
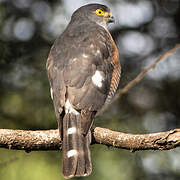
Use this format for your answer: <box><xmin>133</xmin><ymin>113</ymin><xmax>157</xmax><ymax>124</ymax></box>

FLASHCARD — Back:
<box><xmin>62</xmin><ymin>113</ymin><xmax>92</xmax><ymax>179</ymax></box>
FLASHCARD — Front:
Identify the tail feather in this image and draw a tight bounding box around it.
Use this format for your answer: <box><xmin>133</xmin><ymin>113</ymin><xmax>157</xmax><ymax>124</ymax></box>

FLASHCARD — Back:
<box><xmin>62</xmin><ymin>113</ymin><xmax>92</xmax><ymax>179</ymax></box>
<box><xmin>84</xmin><ymin>131</ymin><xmax>92</xmax><ymax>175</ymax></box>
<box><xmin>62</xmin><ymin>113</ymin><xmax>78</xmax><ymax>177</ymax></box>
<box><xmin>76</xmin><ymin>131</ymin><xmax>92</xmax><ymax>176</ymax></box>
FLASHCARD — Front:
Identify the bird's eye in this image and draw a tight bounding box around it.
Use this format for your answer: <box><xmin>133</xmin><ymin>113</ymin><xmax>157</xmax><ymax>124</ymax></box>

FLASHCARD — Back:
<box><xmin>96</xmin><ymin>9</ymin><xmax>104</xmax><ymax>16</ymax></box>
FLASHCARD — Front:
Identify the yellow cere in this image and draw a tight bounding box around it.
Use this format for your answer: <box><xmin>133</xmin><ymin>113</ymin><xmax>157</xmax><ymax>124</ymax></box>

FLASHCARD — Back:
<box><xmin>109</xmin><ymin>12</ymin><xmax>113</xmax><ymax>17</ymax></box>
<box><xmin>95</xmin><ymin>9</ymin><xmax>104</xmax><ymax>16</ymax></box>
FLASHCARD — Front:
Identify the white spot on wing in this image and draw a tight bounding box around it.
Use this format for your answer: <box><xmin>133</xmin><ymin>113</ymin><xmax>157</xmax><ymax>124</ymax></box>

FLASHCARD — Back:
<box><xmin>72</xmin><ymin>58</ymin><xmax>77</xmax><ymax>62</ymax></box>
<box><xmin>67</xmin><ymin>149</ymin><xmax>77</xmax><ymax>158</ymax></box>
<box><xmin>92</xmin><ymin>70</ymin><xmax>104</xmax><ymax>88</ymax></box>
<box><xmin>95</xmin><ymin>49</ymin><xmax>101</xmax><ymax>56</ymax></box>
<box><xmin>82</xmin><ymin>53</ymin><xmax>88</xmax><ymax>58</ymax></box>
<box><xmin>67</xmin><ymin>127</ymin><xmax>76</xmax><ymax>134</ymax></box>
<box><xmin>50</xmin><ymin>88</ymin><xmax>53</xmax><ymax>100</ymax></box>
<box><xmin>65</xmin><ymin>99</ymin><xmax>79</xmax><ymax>115</ymax></box>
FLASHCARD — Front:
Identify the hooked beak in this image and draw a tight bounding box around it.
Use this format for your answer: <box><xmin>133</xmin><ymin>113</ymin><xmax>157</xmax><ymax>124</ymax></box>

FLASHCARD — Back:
<box><xmin>104</xmin><ymin>12</ymin><xmax>115</xmax><ymax>23</ymax></box>
<box><xmin>108</xmin><ymin>16</ymin><xmax>115</xmax><ymax>23</ymax></box>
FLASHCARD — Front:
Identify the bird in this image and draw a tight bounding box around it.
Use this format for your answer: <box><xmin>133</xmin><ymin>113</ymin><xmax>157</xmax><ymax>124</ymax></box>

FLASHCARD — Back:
<box><xmin>46</xmin><ymin>3</ymin><xmax>121</xmax><ymax>179</ymax></box>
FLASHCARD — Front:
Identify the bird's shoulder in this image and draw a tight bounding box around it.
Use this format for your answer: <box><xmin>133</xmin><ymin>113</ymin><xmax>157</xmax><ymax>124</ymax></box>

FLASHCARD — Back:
<box><xmin>50</xmin><ymin>22</ymin><xmax>114</xmax><ymax>67</ymax></box>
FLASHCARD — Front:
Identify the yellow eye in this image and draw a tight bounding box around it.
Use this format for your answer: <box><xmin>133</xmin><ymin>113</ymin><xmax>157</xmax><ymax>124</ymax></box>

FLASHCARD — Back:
<box><xmin>96</xmin><ymin>9</ymin><xmax>104</xmax><ymax>16</ymax></box>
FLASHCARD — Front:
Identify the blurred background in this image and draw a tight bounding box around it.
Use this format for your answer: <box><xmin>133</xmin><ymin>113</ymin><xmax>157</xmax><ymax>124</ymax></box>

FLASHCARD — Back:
<box><xmin>0</xmin><ymin>0</ymin><xmax>180</xmax><ymax>179</ymax></box>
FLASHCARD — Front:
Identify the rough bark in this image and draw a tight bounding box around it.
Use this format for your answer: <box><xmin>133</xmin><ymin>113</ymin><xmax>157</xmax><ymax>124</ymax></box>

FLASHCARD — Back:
<box><xmin>93</xmin><ymin>127</ymin><xmax>180</xmax><ymax>152</ymax></box>
<box><xmin>0</xmin><ymin>129</ymin><xmax>61</xmax><ymax>152</ymax></box>
<box><xmin>0</xmin><ymin>127</ymin><xmax>180</xmax><ymax>152</ymax></box>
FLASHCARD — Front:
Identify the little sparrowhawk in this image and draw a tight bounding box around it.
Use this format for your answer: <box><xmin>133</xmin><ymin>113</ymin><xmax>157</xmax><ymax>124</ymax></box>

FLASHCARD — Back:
<box><xmin>46</xmin><ymin>3</ymin><xmax>121</xmax><ymax>179</ymax></box>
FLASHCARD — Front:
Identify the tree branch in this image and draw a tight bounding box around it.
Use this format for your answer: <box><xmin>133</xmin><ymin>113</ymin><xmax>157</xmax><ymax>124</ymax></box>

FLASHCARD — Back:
<box><xmin>0</xmin><ymin>127</ymin><xmax>180</xmax><ymax>152</ymax></box>
<box><xmin>0</xmin><ymin>129</ymin><xmax>61</xmax><ymax>152</ymax></box>
<box><xmin>93</xmin><ymin>127</ymin><xmax>180</xmax><ymax>151</ymax></box>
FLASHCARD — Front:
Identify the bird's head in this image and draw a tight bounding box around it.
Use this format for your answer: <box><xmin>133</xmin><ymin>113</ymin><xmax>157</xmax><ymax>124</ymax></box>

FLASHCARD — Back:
<box><xmin>71</xmin><ymin>4</ymin><xmax>115</xmax><ymax>28</ymax></box>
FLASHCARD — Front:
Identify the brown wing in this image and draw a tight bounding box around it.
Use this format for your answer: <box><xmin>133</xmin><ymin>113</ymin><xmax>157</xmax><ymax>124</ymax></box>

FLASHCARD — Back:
<box><xmin>46</xmin><ymin>22</ymin><xmax>120</xmax><ymax>134</ymax></box>
<box><xmin>46</xmin><ymin>49</ymin><xmax>66</xmax><ymax>118</ymax></box>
